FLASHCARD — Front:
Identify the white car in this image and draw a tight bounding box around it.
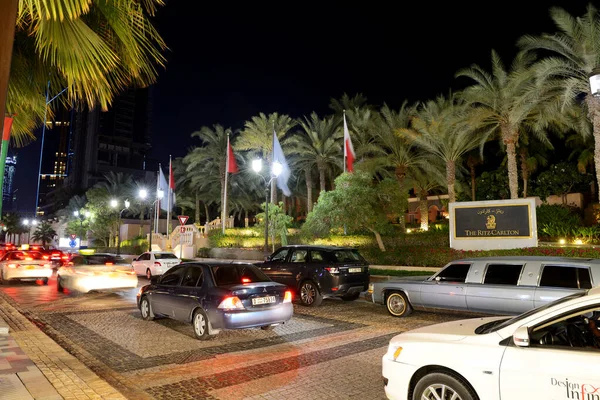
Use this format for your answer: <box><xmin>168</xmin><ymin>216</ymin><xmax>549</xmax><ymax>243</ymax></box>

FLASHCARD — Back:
<box><xmin>57</xmin><ymin>253</ymin><xmax>137</xmax><ymax>293</ymax></box>
<box><xmin>131</xmin><ymin>251</ymin><xmax>181</xmax><ymax>280</ymax></box>
<box><xmin>383</xmin><ymin>287</ymin><xmax>600</xmax><ymax>400</ymax></box>
<box><xmin>0</xmin><ymin>250</ymin><xmax>53</xmax><ymax>284</ymax></box>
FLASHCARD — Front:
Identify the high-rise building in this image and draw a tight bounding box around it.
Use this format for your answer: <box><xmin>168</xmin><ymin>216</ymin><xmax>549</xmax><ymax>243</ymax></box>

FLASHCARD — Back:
<box><xmin>3</xmin><ymin>155</ymin><xmax>16</xmax><ymax>211</ymax></box>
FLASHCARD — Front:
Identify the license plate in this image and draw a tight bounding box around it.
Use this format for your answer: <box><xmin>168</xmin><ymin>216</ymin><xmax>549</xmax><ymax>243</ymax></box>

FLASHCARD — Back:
<box><xmin>252</xmin><ymin>296</ymin><xmax>276</xmax><ymax>305</ymax></box>
<box><xmin>26</xmin><ymin>265</ymin><xmax>36</xmax><ymax>270</ymax></box>
<box><xmin>348</xmin><ymin>267</ymin><xmax>362</xmax><ymax>273</ymax></box>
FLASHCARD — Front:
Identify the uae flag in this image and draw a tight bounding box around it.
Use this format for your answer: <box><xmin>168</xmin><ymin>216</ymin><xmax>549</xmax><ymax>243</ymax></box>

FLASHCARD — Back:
<box><xmin>343</xmin><ymin>113</ymin><xmax>355</xmax><ymax>173</ymax></box>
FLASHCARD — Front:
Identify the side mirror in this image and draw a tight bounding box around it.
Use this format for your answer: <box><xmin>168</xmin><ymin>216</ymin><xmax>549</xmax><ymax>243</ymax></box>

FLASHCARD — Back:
<box><xmin>512</xmin><ymin>326</ymin><xmax>530</xmax><ymax>347</ymax></box>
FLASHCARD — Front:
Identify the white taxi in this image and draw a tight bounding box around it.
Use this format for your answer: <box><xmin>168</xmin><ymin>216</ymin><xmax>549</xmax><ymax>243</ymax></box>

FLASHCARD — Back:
<box><xmin>383</xmin><ymin>287</ymin><xmax>600</xmax><ymax>400</ymax></box>
<box><xmin>0</xmin><ymin>250</ymin><xmax>53</xmax><ymax>284</ymax></box>
<box><xmin>131</xmin><ymin>251</ymin><xmax>181</xmax><ymax>280</ymax></box>
<box><xmin>57</xmin><ymin>253</ymin><xmax>137</xmax><ymax>293</ymax></box>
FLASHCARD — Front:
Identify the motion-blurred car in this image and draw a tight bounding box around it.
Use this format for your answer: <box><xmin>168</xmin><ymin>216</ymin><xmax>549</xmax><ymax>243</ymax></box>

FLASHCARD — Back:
<box><xmin>255</xmin><ymin>245</ymin><xmax>370</xmax><ymax>306</ymax></box>
<box><xmin>382</xmin><ymin>287</ymin><xmax>600</xmax><ymax>400</ymax></box>
<box><xmin>57</xmin><ymin>253</ymin><xmax>137</xmax><ymax>293</ymax></box>
<box><xmin>41</xmin><ymin>249</ymin><xmax>69</xmax><ymax>268</ymax></box>
<box><xmin>0</xmin><ymin>250</ymin><xmax>53</xmax><ymax>284</ymax></box>
<box><xmin>137</xmin><ymin>262</ymin><xmax>293</xmax><ymax>340</ymax></box>
<box><xmin>132</xmin><ymin>251</ymin><xmax>181</xmax><ymax>279</ymax></box>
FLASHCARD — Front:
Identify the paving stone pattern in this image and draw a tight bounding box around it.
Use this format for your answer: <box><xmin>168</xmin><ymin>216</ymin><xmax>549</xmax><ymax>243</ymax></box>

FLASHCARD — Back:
<box><xmin>0</xmin><ymin>277</ymin><xmax>475</xmax><ymax>399</ymax></box>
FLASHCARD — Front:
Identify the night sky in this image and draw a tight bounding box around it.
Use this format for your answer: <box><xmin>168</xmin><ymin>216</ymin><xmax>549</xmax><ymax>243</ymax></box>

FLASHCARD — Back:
<box><xmin>13</xmin><ymin>0</ymin><xmax>590</xmax><ymax>213</ymax></box>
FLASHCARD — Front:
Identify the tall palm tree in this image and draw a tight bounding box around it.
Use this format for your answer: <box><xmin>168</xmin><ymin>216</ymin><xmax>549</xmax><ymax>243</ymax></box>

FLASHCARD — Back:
<box><xmin>465</xmin><ymin>151</ymin><xmax>482</xmax><ymax>201</ymax></box>
<box><xmin>291</xmin><ymin>112</ymin><xmax>342</xmax><ymax>196</ymax></box>
<box><xmin>456</xmin><ymin>50</ymin><xmax>552</xmax><ymax>199</ymax></box>
<box><xmin>343</xmin><ymin>106</ymin><xmax>382</xmax><ymax>162</ymax></box>
<box><xmin>408</xmin><ymin>162</ymin><xmax>445</xmax><ymax>231</ymax></box>
<box><xmin>400</xmin><ymin>93</ymin><xmax>479</xmax><ymax>204</ymax></box>
<box><xmin>95</xmin><ymin>172</ymin><xmax>134</xmax><ymax>201</ymax></box>
<box><xmin>369</xmin><ymin>102</ymin><xmax>420</xmax><ymax>231</ymax></box>
<box><xmin>236</xmin><ymin>113</ymin><xmax>296</xmax><ymax>203</ymax></box>
<box><xmin>32</xmin><ymin>221</ymin><xmax>57</xmax><ymax>247</ymax></box>
<box><xmin>518</xmin><ymin>4</ymin><xmax>600</xmax><ymax>199</ymax></box>
<box><xmin>329</xmin><ymin>93</ymin><xmax>370</xmax><ymax>115</ymax></box>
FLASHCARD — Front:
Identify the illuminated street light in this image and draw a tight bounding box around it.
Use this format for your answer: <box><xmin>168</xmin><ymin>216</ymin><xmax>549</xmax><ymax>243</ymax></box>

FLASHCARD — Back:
<box><xmin>252</xmin><ymin>158</ymin><xmax>263</xmax><ymax>173</ymax></box>
<box><xmin>110</xmin><ymin>199</ymin><xmax>118</xmax><ymax>208</ymax></box>
<box><xmin>73</xmin><ymin>210</ymin><xmax>79</xmax><ymax>217</ymax></box>
<box><xmin>252</xmin><ymin>157</ymin><xmax>282</xmax><ymax>255</ymax></box>
<box><xmin>23</xmin><ymin>219</ymin><xmax>30</xmax><ymax>226</ymax></box>
<box><xmin>139</xmin><ymin>189</ymin><xmax>148</xmax><ymax>199</ymax></box>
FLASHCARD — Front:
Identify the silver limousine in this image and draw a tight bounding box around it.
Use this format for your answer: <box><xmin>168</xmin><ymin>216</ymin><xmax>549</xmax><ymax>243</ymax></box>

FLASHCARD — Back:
<box><xmin>368</xmin><ymin>256</ymin><xmax>600</xmax><ymax>317</ymax></box>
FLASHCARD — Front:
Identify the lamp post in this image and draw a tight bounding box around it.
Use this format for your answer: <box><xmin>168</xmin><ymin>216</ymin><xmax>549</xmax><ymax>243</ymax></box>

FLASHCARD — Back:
<box><xmin>252</xmin><ymin>158</ymin><xmax>282</xmax><ymax>255</ymax></box>
<box><xmin>138</xmin><ymin>188</ymin><xmax>163</xmax><ymax>252</ymax></box>
<box><xmin>111</xmin><ymin>199</ymin><xmax>130</xmax><ymax>255</ymax></box>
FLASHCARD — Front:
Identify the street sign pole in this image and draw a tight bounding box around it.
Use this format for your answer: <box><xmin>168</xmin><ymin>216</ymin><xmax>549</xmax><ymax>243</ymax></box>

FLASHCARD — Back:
<box><xmin>177</xmin><ymin>216</ymin><xmax>188</xmax><ymax>260</ymax></box>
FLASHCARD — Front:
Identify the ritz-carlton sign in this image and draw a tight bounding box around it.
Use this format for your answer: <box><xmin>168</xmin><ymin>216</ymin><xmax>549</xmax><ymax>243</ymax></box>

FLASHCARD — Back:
<box><xmin>449</xmin><ymin>198</ymin><xmax>537</xmax><ymax>251</ymax></box>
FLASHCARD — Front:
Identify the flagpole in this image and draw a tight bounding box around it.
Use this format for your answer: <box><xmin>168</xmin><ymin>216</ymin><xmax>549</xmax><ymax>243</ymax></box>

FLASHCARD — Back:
<box><xmin>156</xmin><ymin>165</ymin><xmax>160</xmax><ymax>233</ymax></box>
<box><xmin>167</xmin><ymin>155</ymin><xmax>172</xmax><ymax>237</ymax></box>
<box><xmin>222</xmin><ymin>134</ymin><xmax>229</xmax><ymax>234</ymax></box>
<box><xmin>343</xmin><ymin>110</ymin><xmax>347</xmax><ymax>235</ymax></box>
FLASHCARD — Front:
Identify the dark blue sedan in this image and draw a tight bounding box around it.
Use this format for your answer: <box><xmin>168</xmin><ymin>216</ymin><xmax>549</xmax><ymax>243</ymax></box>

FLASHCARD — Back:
<box><xmin>136</xmin><ymin>262</ymin><xmax>293</xmax><ymax>340</ymax></box>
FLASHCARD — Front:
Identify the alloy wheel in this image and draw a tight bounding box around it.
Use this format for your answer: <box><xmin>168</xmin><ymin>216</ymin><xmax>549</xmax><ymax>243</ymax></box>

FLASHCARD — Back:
<box><xmin>141</xmin><ymin>299</ymin><xmax>149</xmax><ymax>319</ymax></box>
<box><xmin>194</xmin><ymin>313</ymin><xmax>205</xmax><ymax>336</ymax></box>
<box><xmin>388</xmin><ymin>294</ymin><xmax>406</xmax><ymax>315</ymax></box>
<box><xmin>301</xmin><ymin>283</ymin><xmax>315</xmax><ymax>305</ymax></box>
<box><xmin>421</xmin><ymin>383</ymin><xmax>463</xmax><ymax>400</ymax></box>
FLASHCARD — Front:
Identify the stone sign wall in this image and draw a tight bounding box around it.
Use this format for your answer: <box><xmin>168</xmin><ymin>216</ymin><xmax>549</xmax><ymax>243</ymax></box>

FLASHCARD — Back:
<box><xmin>449</xmin><ymin>198</ymin><xmax>537</xmax><ymax>250</ymax></box>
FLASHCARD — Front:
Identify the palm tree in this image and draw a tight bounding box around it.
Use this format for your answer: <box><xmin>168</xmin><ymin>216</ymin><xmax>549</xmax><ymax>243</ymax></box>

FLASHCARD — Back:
<box><xmin>408</xmin><ymin>163</ymin><xmax>445</xmax><ymax>231</ymax></box>
<box><xmin>291</xmin><ymin>113</ymin><xmax>342</xmax><ymax>196</ymax></box>
<box><xmin>32</xmin><ymin>221</ymin><xmax>57</xmax><ymax>247</ymax></box>
<box><xmin>236</xmin><ymin>113</ymin><xmax>296</xmax><ymax>203</ymax></box>
<box><xmin>2</xmin><ymin>0</ymin><xmax>167</xmax><ymax>143</ymax></box>
<box><xmin>400</xmin><ymin>93</ymin><xmax>479</xmax><ymax>204</ymax></box>
<box><xmin>95</xmin><ymin>172</ymin><xmax>134</xmax><ymax>201</ymax></box>
<box><xmin>465</xmin><ymin>151</ymin><xmax>482</xmax><ymax>201</ymax></box>
<box><xmin>329</xmin><ymin>93</ymin><xmax>370</xmax><ymax>115</ymax></box>
<box><xmin>369</xmin><ymin>102</ymin><xmax>421</xmax><ymax>231</ymax></box>
<box><xmin>456</xmin><ymin>50</ymin><xmax>552</xmax><ymax>199</ymax></box>
<box><xmin>518</xmin><ymin>4</ymin><xmax>600</xmax><ymax>199</ymax></box>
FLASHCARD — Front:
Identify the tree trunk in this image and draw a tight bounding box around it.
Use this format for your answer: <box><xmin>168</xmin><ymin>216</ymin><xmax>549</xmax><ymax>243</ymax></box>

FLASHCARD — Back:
<box><xmin>195</xmin><ymin>191</ymin><xmax>201</xmax><ymax>223</ymax></box>
<box><xmin>419</xmin><ymin>192</ymin><xmax>429</xmax><ymax>231</ymax></box>
<box><xmin>204</xmin><ymin>203</ymin><xmax>210</xmax><ymax>224</ymax></box>
<box><xmin>318</xmin><ymin>166</ymin><xmax>326</xmax><ymax>193</ymax></box>
<box><xmin>395</xmin><ymin>166</ymin><xmax>406</xmax><ymax>232</ymax></box>
<box><xmin>520</xmin><ymin>150</ymin><xmax>529</xmax><ymax>198</ymax></box>
<box><xmin>368</xmin><ymin>228</ymin><xmax>386</xmax><ymax>252</ymax></box>
<box><xmin>139</xmin><ymin>207</ymin><xmax>145</xmax><ymax>237</ymax></box>
<box><xmin>446</xmin><ymin>160</ymin><xmax>456</xmax><ymax>204</ymax></box>
<box><xmin>470</xmin><ymin>164</ymin><xmax>476</xmax><ymax>201</ymax></box>
<box><xmin>305</xmin><ymin>168</ymin><xmax>314</xmax><ymax>213</ymax></box>
<box><xmin>502</xmin><ymin>126</ymin><xmax>520</xmax><ymax>199</ymax></box>
<box><xmin>587</xmin><ymin>96</ymin><xmax>600</xmax><ymax>202</ymax></box>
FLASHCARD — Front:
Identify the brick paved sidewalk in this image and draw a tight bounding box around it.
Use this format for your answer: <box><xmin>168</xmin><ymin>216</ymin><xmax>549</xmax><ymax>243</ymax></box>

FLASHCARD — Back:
<box><xmin>0</xmin><ymin>294</ymin><xmax>125</xmax><ymax>400</ymax></box>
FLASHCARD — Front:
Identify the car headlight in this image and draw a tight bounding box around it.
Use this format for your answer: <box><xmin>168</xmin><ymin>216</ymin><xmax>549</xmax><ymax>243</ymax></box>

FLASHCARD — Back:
<box><xmin>368</xmin><ymin>283</ymin><xmax>374</xmax><ymax>294</ymax></box>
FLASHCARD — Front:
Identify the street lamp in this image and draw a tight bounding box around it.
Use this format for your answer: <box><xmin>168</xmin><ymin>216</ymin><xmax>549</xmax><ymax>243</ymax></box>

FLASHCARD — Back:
<box><xmin>252</xmin><ymin>158</ymin><xmax>282</xmax><ymax>255</ymax></box>
<box><xmin>114</xmin><ymin>199</ymin><xmax>130</xmax><ymax>256</ymax></box>
<box><xmin>138</xmin><ymin>188</ymin><xmax>162</xmax><ymax>252</ymax></box>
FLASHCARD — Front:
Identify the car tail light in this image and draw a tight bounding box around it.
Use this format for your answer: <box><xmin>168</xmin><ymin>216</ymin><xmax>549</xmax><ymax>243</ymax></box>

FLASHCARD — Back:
<box><xmin>283</xmin><ymin>291</ymin><xmax>292</xmax><ymax>303</ymax></box>
<box><xmin>43</xmin><ymin>263</ymin><xmax>52</xmax><ymax>269</ymax></box>
<box><xmin>43</xmin><ymin>255</ymin><xmax>50</xmax><ymax>260</ymax></box>
<box><xmin>217</xmin><ymin>296</ymin><xmax>245</xmax><ymax>310</ymax></box>
<box><xmin>105</xmin><ymin>262</ymin><xmax>114</xmax><ymax>266</ymax></box>
<box><xmin>25</xmin><ymin>257</ymin><xmax>33</xmax><ymax>261</ymax></box>
<box><xmin>325</xmin><ymin>267</ymin><xmax>339</xmax><ymax>274</ymax></box>
<box><xmin>154</xmin><ymin>262</ymin><xmax>162</xmax><ymax>266</ymax></box>
<box><xmin>7</xmin><ymin>263</ymin><xmax>17</xmax><ymax>269</ymax></box>
<box><xmin>241</xmin><ymin>277</ymin><xmax>251</xmax><ymax>283</ymax></box>
<box><xmin>61</xmin><ymin>255</ymin><xmax>68</xmax><ymax>260</ymax></box>
<box><xmin>32</xmin><ymin>246</ymin><xmax>39</xmax><ymax>250</ymax></box>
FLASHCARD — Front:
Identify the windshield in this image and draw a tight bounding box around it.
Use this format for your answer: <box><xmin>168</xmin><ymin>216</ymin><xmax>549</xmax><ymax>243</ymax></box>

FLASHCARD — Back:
<box><xmin>211</xmin><ymin>264</ymin><xmax>270</xmax><ymax>286</ymax></box>
<box><xmin>479</xmin><ymin>291</ymin><xmax>587</xmax><ymax>334</ymax></box>
<box><xmin>155</xmin><ymin>253</ymin><xmax>178</xmax><ymax>260</ymax></box>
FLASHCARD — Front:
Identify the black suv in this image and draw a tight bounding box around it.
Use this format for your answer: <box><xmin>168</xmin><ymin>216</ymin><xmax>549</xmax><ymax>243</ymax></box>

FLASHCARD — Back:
<box><xmin>255</xmin><ymin>245</ymin><xmax>370</xmax><ymax>307</ymax></box>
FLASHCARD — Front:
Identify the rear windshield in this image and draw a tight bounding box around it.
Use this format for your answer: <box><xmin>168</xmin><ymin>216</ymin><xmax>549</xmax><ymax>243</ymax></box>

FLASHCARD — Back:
<box><xmin>85</xmin><ymin>255</ymin><xmax>126</xmax><ymax>264</ymax></box>
<box><xmin>211</xmin><ymin>264</ymin><xmax>270</xmax><ymax>286</ymax></box>
<box><xmin>155</xmin><ymin>253</ymin><xmax>178</xmax><ymax>260</ymax></box>
<box><xmin>4</xmin><ymin>251</ymin><xmax>44</xmax><ymax>261</ymax></box>
<box><xmin>331</xmin><ymin>249</ymin><xmax>365</xmax><ymax>263</ymax></box>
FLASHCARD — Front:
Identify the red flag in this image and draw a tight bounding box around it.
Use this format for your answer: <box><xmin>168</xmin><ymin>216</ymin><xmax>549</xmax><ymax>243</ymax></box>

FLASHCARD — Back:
<box><xmin>227</xmin><ymin>138</ymin><xmax>239</xmax><ymax>173</ymax></box>
<box><xmin>3</xmin><ymin>117</ymin><xmax>14</xmax><ymax>141</ymax></box>
<box><xmin>169</xmin><ymin>157</ymin><xmax>175</xmax><ymax>190</ymax></box>
<box><xmin>343</xmin><ymin>114</ymin><xmax>355</xmax><ymax>173</ymax></box>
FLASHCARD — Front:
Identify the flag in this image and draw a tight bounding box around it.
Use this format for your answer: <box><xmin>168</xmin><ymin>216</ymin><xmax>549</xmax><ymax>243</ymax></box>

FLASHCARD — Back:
<box><xmin>227</xmin><ymin>136</ymin><xmax>239</xmax><ymax>173</ymax></box>
<box><xmin>343</xmin><ymin>113</ymin><xmax>355</xmax><ymax>173</ymax></box>
<box><xmin>272</xmin><ymin>129</ymin><xmax>291</xmax><ymax>196</ymax></box>
<box><xmin>158</xmin><ymin>167</ymin><xmax>169</xmax><ymax>211</ymax></box>
<box><xmin>169</xmin><ymin>156</ymin><xmax>176</xmax><ymax>206</ymax></box>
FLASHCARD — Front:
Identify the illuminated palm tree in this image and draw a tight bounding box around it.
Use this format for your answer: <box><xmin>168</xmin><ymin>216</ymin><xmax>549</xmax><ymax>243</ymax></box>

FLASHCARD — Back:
<box><xmin>32</xmin><ymin>221</ymin><xmax>57</xmax><ymax>248</ymax></box>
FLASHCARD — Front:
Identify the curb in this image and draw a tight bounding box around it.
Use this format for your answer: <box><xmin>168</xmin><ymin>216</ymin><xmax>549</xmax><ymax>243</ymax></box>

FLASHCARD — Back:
<box><xmin>0</xmin><ymin>315</ymin><xmax>8</xmax><ymax>335</ymax></box>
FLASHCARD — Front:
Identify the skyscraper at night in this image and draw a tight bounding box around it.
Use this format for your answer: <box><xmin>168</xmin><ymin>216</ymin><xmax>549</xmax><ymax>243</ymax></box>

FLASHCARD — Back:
<box><xmin>3</xmin><ymin>155</ymin><xmax>16</xmax><ymax>211</ymax></box>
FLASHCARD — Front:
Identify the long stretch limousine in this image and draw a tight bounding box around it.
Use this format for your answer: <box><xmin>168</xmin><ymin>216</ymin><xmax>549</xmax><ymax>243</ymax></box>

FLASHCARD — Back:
<box><xmin>368</xmin><ymin>256</ymin><xmax>600</xmax><ymax>317</ymax></box>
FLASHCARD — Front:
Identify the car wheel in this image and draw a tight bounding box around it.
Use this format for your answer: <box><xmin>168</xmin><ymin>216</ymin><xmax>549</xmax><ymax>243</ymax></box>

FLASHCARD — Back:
<box><xmin>341</xmin><ymin>292</ymin><xmax>361</xmax><ymax>301</ymax></box>
<box><xmin>260</xmin><ymin>325</ymin><xmax>275</xmax><ymax>331</ymax></box>
<box><xmin>386</xmin><ymin>291</ymin><xmax>412</xmax><ymax>317</ymax></box>
<box><xmin>140</xmin><ymin>297</ymin><xmax>154</xmax><ymax>321</ymax></box>
<box><xmin>41</xmin><ymin>278</ymin><xmax>49</xmax><ymax>285</ymax></box>
<box><xmin>0</xmin><ymin>271</ymin><xmax>6</xmax><ymax>285</ymax></box>
<box><xmin>412</xmin><ymin>372</ymin><xmax>476</xmax><ymax>400</ymax></box>
<box><xmin>57</xmin><ymin>275</ymin><xmax>64</xmax><ymax>292</ymax></box>
<box><xmin>192</xmin><ymin>308</ymin><xmax>213</xmax><ymax>340</ymax></box>
<box><xmin>299</xmin><ymin>280</ymin><xmax>323</xmax><ymax>307</ymax></box>
<box><xmin>146</xmin><ymin>268</ymin><xmax>152</xmax><ymax>280</ymax></box>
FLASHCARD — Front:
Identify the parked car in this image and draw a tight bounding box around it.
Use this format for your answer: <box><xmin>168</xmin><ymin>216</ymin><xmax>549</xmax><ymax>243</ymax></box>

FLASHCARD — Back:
<box><xmin>132</xmin><ymin>251</ymin><xmax>181</xmax><ymax>279</ymax></box>
<box><xmin>382</xmin><ymin>287</ymin><xmax>600</xmax><ymax>400</ymax></box>
<box><xmin>369</xmin><ymin>256</ymin><xmax>600</xmax><ymax>317</ymax></box>
<box><xmin>137</xmin><ymin>262</ymin><xmax>293</xmax><ymax>339</ymax></box>
<box><xmin>255</xmin><ymin>245</ymin><xmax>370</xmax><ymax>307</ymax></box>
<box><xmin>57</xmin><ymin>253</ymin><xmax>137</xmax><ymax>293</ymax></box>
<box><xmin>0</xmin><ymin>250</ymin><xmax>53</xmax><ymax>284</ymax></box>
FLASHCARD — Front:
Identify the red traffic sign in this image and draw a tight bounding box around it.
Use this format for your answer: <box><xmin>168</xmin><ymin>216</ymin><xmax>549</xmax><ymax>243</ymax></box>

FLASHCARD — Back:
<box><xmin>70</xmin><ymin>234</ymin><xmax>77</xmax><ymax>240</ymax></box>
<box><xmin>178</xmin><ymin>215</ymin><xmax>189</xmax><ymax>226</ymax></box>
<box><xmin>180</xmin><ymin>226</ymin><xmax>186</xmax><ymax>233</ymax></box>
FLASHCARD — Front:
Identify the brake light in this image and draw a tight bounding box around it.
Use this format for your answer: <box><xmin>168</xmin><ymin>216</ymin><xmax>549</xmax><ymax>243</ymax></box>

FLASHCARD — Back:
<box><xmin>43</xmin><ymin>255</ymin><xmax>50</xmax><ymax>260</ymax></box>
<box><xmin>25</xmin><ymin>257</ymin><xmax>33</xmax><ymax>261</ymax></box>
<box><xmin>217</xmin><ymin>296</ymin><xmax>245</xmax><ymax>310</ymax></box>
<box><xmin>61</xmin><ymin>255</ymin><xmax>68</xmax><ymax>260</ymax></box>
<box><xmin>32</xmin><ymin>246</ymin><xmax>39</xmax><ymax>250</ymax></box>
<box><xmin>105</xmin><ymin>262</ymin><xmax>114</xmax><ymax>266</ymax></box>
<box><xmin>241</xmin><ymin>277</ymin><xmax>251</xmax><ymax>283</ymax></box>
<box><xmin>325</xmin><ymin>267</ymin><xmax>339</xmax><ymax>274</ymax></box>
<box><xmin>7</xmin><ymin>264</ymin><xmax>17</xmax><ymax>269</ymax></box>
<box><xmin>283</xmin><ymin>291</ymin><xmax>292</xmax><ymax>303</ymax></box>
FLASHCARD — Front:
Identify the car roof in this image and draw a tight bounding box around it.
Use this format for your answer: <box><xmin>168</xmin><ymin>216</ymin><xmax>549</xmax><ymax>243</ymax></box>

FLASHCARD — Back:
<box><xmin>178</xmin><ymin>261</ymin><xmax>255</xmax><ymax>268</ymax></box>
<box><xmin>450</xmin><ymin>256</ymin><xmax>600</xmax><ymax>264</ymax></box>
<box><xmin>278</xmin><ymin>245</ymin><xmax>357</xmax><ymax>251</ymax></box>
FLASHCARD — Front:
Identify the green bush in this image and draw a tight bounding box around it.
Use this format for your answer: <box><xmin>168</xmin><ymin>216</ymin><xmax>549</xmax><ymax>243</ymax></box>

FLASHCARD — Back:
<box><xmin>196</xmin><ymin>247</ymin><xmax>211</xmax><ymax>258</ymax></box>
<box><xmin>536</xmin><ymin>204</ymin><xmax>582</xmax><ymax>240</ymax></box>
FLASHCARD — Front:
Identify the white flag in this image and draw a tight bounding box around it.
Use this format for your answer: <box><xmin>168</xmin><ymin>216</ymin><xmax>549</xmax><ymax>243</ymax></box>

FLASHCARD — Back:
<box><xmin>272</xmin><ymin>129</ymin><xmax>291</xmax><ymax>196</ymax></box>
<box><xmin>158</xmin><ymin>168</ymin><xmax>169</xmax><ymax>211</ymax></box>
